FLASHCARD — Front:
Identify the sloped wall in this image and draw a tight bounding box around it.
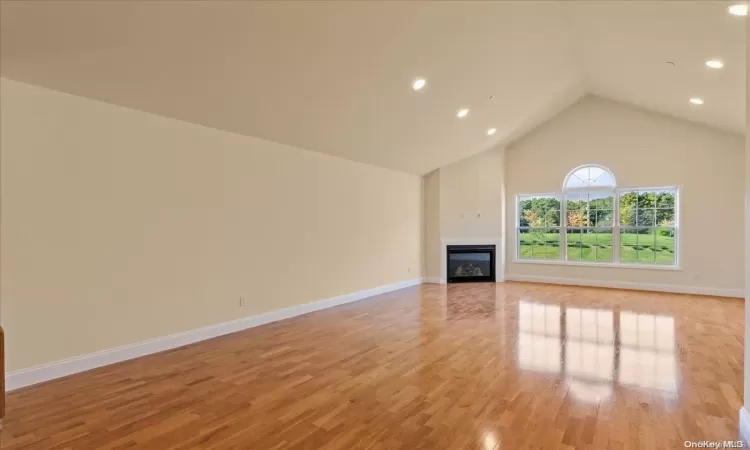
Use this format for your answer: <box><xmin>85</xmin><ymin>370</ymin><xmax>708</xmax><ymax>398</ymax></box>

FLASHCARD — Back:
<box><xmin>505</xmin><ymin>96</ymin><xmax>744</xmax><ymax>293</ymax></box>
<box><xmin>0</xmin><ymin>79</ymin><xmax>422</xmax><ymax>371</ymax></box>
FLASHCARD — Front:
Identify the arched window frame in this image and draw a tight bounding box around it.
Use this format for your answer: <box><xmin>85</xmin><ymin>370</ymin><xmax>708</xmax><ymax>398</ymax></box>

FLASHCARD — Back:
<box><xmin>562</xmin><ymin>164</ymin><xmax>617</xmax><ymax>193</ymax></box>
<box><xmin>560</xmin><ymin>164</ymin><xmax>619</xmax><ymax>264</ymax></box>
<box><xmin>515</xmin><ymin>164</ymin><xmax>679</xmax><ymax>268</ymax></box>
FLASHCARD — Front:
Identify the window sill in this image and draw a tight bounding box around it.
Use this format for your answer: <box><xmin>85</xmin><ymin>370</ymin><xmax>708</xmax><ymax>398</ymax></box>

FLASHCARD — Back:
<box><xmin>511</xmin><ymin>259</ymin><xmax>681</xmax><ymax>271</ymax></box>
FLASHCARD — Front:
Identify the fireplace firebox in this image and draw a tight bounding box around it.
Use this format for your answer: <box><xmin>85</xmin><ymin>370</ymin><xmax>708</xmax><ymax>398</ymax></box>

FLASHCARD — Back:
<box><xmin>446</xmin><ymin>245</ymin><xmax>496</xmax><ymax>283</ymax></box>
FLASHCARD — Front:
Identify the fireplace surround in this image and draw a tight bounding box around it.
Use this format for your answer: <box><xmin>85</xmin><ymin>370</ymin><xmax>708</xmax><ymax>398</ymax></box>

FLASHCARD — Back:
<box><xmin>446</xmin><ymin>244</ymin><xmax>496</xmax><ymax>283</ymax></box>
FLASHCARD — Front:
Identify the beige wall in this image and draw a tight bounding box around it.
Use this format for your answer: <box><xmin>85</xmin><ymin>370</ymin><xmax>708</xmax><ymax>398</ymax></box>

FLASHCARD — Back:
<box><xmin>423</xmin><ymin>171</ymin><xmax>441</xmax><ymax>278</ymax></box>
<box><xmin>422</xmin><ymin>148</ymin><xmax>505</xmax><ymax>279</ymax></box>
<box><xmin>0</xmin><ymin>79</ymin><xmax>422</xmax><ymax>371</ymax></box>
<box><xmin>506</xmin><ymin>96</ymin><xmax>745</xmax><ymax>292</ymax></box>
<box><xmin>438</xmin><ymin>148</ymin><xmax>505</xmax><ymax>239</ymax></box>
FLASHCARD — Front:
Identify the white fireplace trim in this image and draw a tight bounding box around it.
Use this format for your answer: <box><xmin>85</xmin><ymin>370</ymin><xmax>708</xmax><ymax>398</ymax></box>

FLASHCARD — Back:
<box><xmin>440</xmin><ymin>237</ymin><xmax>504</xmax><ymax>284</ymax></box>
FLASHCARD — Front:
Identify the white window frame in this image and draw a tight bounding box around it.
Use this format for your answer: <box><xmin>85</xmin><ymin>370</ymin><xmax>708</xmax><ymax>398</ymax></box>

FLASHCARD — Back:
<box><xmin>514</xmin><ymin>166</ymin><xmax>680</xmax><ymax>270</ymax></box>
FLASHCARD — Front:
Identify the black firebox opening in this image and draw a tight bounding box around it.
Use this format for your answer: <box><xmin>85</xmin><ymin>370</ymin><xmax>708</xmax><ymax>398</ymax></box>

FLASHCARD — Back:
<box><xmin>446</xmin><ymin>245</ymin><xmax>496</xmax><ymax>283</ymax></box>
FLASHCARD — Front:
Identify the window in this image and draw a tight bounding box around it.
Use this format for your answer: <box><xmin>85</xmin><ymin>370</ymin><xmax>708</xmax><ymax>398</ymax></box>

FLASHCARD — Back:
<box><xmin>516</xmin><ymin>165</ymin><xmax>678</xmax><ymax>267</ymax></box>
<box><xmin>518</xmin><ymin>194</ymin><xmax>561</xmax><ymax>260</ymax></box>
<box><xmin>618</xmin><ymin>189</ymin><xmax>677</xmax><ymax>265</ymax></box>
<box><xmin>565</xmin><ymin>192</ymin><xmax>614</xmax><ymax>263</ymax></box>
<box><xmin>563</xmin><ymin>165</ymin><xmax>616</xmax><ymax>189</ymax></box>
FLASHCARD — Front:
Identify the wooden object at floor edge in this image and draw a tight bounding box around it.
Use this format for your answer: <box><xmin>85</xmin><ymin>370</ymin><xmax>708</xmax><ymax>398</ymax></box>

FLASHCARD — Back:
<box><xmin>1</xmin><ymin>325</ymin><xmax>5</xmax><ymax>427</ymax></box>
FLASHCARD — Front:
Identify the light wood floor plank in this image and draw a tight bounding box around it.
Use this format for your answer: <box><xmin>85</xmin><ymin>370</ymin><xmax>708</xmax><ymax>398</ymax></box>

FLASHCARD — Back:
<box><xmin>1</xmin><ymin>282</ymin><xmax>744</xmax><ymax>449</ymax></box>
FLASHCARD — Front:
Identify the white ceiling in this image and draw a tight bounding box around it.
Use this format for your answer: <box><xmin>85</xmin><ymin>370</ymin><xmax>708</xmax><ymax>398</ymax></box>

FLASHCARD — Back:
<box><xmin>568</xmin><ymin>2</ymin><xmax>745</xmax><ymax>136</ymax></box>
<box><xmin>0</xmin><ymin>1</ymin><xmax>744</xmax><ymax>175</ymax></box>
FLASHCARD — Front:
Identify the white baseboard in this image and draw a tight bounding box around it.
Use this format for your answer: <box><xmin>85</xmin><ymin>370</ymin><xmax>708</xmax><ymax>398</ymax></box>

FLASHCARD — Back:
<box><xmin>740</xmin><ymin>407</ymin><xmax>750</xmax><ymax>445</ymax></box>
<box><xmin>504</xmin><ymin>274</ymin><xmax>744</xmax><ymax>298</ymax></box>
<box><xmin>6</xmin><ymin>278</ymin><xmax>422</xmax><ymax>391</ymax></box>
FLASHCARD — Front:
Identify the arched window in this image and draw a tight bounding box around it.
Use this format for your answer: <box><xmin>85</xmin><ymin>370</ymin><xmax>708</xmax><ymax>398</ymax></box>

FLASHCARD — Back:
<box><xmin>563</xmin><ymin>164</ymin><xmax>616</xmax><ymax>191</ymax></box>
<box><xmin>516</xmin><ymin>165</ymin><xmax>678</xmax><ymax>267</ymax></box>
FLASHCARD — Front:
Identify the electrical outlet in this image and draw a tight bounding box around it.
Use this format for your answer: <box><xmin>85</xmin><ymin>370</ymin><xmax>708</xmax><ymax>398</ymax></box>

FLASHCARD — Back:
<box><xmin>407</xmin><ymin>267</ymin><xmax>411</xmax><ymax>273</ymax></box>
<box><xmin>239</xmin><ymin>296</ymin><xmax>245</xmax><ymax>306</ymax></box>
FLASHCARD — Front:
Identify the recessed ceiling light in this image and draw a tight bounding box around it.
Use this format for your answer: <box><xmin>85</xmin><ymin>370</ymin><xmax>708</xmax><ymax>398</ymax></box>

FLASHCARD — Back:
<box><xmin>689</xmin><ymin>97</ymin><xmax>704</xmax><ymax>105</ymax></box>
<box><xmin>728</xmin><ymin>4</ymin><xmax>748</xmax><ymax>16</ymax></box>
<box><xmin>705</xmin><ymin>59</ymin><xmax>724</xmax><ymax>69</ymax></box>
<box><xmin>457</xmin><ymin>108</ymin><xmax>469</xmax><ymax>118</ymax></box>
<box><xmin>412</xmin><ymin>78</ymin><xmax>426</xmax><ymax>91</ymax></box>
<box><xmin>487</xmin><ymin>128</ymin><xmax>497</xmax><ymax>136</ymax></box>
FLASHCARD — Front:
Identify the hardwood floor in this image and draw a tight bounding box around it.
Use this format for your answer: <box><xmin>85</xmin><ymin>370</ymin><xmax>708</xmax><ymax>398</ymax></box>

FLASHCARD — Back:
<box><xmin>2</xmin><ymin>282</ymin><xmax>744</xmax><ymax>449</ymax></box>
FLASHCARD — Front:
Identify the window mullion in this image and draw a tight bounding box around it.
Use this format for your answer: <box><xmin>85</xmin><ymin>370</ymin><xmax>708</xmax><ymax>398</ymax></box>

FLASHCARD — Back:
<box><xmin>614</xmin><ymin>190</ymin><xmax>620</xmax><ymax>264</ymax></box>
<box><xmin>561</xmin><ymin>194</ymin><xmax>567</xmax><ymax>261</ymax></box>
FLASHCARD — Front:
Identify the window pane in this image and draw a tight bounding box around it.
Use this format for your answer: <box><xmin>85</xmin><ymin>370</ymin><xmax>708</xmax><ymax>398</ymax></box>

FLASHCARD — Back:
<box><xmin>620</xmin><ymin>227</ymin><xmax>674</xmax><ymax>266</ymax></box>
<box><xmin>519</xmin><ymin>196</ymin><xmax>560</xmax><ymax>227</ymax></box>
<box><xmin>595</xmin><ymin>209</ymin><xmax>614</xmax><ymax>227</ymax></box>
<box><xmin>588</xmin><ymin>193</ymin><xmax>613</xmax><ymax>211</ymax></box>
<box><xmin>521</xmin><ymin>208</ymin><xmax>542</xmax><ymax>228</ymax></box>
<box><xmin>656</xmin><ymin>208</ymin><xmax>675</xmax><ymax>226</ymax></box>
<box><xmin>562</xmin><ymin>227</ymin><xmax>613</xmax><ymax>263</ymax></box>
<box><xmin>566</xmin><ymin>194</ymin><xmax>588</xmax><ymax>227</ymax></box>
<box><xmin>655</xmin><ymin>245</ymin><xmax>675</xmax><ymax>265</ymax></box>
<box><xmin>636</xmin><ymin>208</ymin><xmax>656</xmax><ymax>226</ymax></box>
<box><xmin>545</xmin><ymin>210</ymin><xmax>561</xmax><ymax>227</ymax></box>
<box><xmin>637</xmin><ymin>245</ymin><xmax>656</xmax><ymax>264</ymax></box>
<box><xmin>580</xmin><ymin>230</ymin><xmax>596</xmax><ymax>262</ymax></box>
<box><xmin>656</xmin><ymin>190</ymin><xmax>676</xmax><ymax>208</ymax></box>
<box><xmin>519</xmin><ymin>228</ymin><xmax>533</xmax><ymax>259</ymax></box>
<box><xmin>567</xmin><ymin>229</ymin><xmax>582</xmax><ymax>261</ymax></box>
<box><xmin>619</xmin><ymin>227</ymin><xmax>643</xmax><ymax>264</ymax></box>
<box><xmin>638</xmin><ymin>229</ymin><xmax>655</xmax><ymax>249</ymax></box>
<box><xmin>637</xmin><ymin>192</ymin><xmax>657</xmax><ymax>209</ymax></box>
<box><xmin>519</xmin><ymin>228</ymin><xmax>561</xmax><ymax>260</ymax></box>
<box><xmin>588</xmin><ymin>166</ymin><xmax>604</xmax><ymax>180</ymax></box>
<box><xmin>566</xmin><ymin>210</ymin><xmax>589</xmax><ymax>227</ymax></box>
<box><xmin>544</xmin><ymin>231</ymin><xmax>562</xmax><ymax>259</ymax></box>
<box><xmin>536</xmin><ymin>229</ymin><xmax>561</xmax><ymax>260</ymax></box>
<box><xmin>635</xmin><ymin>228</ymin><xmax>656</xmax><ymax>264</ymax></box>
<box><xmin>588</xmin><ymin>195</ymin><xmax>600</xmax><ymax>210</ymax></box>
<box><xmin>592</xmin><ymin>229</ymin><xmax>614</xmax><ymax>262</ymax></box>
<box><xmin>519</xmin><ymin>198</ymin><xmax>530</xmax><ymax>227</ymax></box>
<box><xmin>566</xmin><ymin>193</ymin><xmax>585</xmax><ymax>211</ymax></box>
<box><xmin>566</xmin><ymin>173</ymin><xmax>587</xmax><ymax>189</ymax></box>
<box><xmin>619</xmin><ymin>191</ymin><xmax>637</xmax><ymax>225</ymax></box>
<box><xmin>655</xmin><ymin>227</ymin><xmax>675</xmax><ymax>265</ymax></box>
<box><xmin>565</xmin><ymin>165</ymin><xmax>616</xmax><ymax>189</ymax></box>
<box><xmin>532</xmin><ymin>234</ymin><xmax>545</xmax><ymax>259</ymax></box>
<box><xmin>596</xmin><ymin>171</ymin><xmax>615</xmax><ymax>186</ymax></box>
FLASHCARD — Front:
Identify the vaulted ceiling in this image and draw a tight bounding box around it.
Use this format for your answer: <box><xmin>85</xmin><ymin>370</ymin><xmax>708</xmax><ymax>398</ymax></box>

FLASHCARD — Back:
<box><xmin>1</xmin><ymin>1</ymin><xmax>744</xmax><ymax>175</ymax></box>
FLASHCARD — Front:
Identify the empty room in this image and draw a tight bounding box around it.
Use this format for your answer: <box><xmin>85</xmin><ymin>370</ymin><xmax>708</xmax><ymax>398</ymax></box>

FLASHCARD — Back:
<box><xmin>0</xmin><ymin>1</ymin><xmax>748</xmax><ymax>449</ymax></box>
